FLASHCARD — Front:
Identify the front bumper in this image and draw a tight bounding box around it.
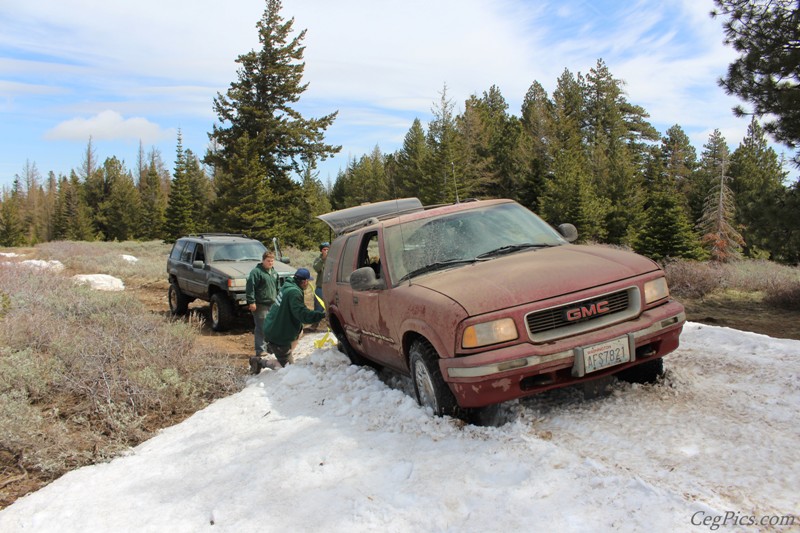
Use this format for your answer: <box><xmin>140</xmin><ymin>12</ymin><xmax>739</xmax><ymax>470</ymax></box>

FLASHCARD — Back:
<box><xmin>440</xmin><ymin>300</ymin><xmax>686</xmax><ymax>408</ymax></box>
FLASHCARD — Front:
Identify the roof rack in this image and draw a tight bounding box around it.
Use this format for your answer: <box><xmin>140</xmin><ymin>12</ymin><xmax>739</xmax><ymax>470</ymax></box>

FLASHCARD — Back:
<box><xmin>190</xmin><ymin>233</ymin><xmax>250</xmax><ymax>239</ymax></box>
<box><xmin>318</xmin><ymin>198</ymin><xmax>424</xmax><ymax>235</ymax></box>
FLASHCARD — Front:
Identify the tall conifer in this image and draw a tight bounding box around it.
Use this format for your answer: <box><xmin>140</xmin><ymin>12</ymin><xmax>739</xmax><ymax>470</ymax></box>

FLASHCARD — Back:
<box><xmin>205</xmin><ymin>0</ymin><xmax>339</xmax><ymax>245</ymax></box>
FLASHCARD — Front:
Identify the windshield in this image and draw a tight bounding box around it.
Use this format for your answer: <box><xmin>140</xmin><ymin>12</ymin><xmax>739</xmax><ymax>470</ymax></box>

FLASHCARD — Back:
<box><xmin>384</xmin><ymin>202</ymin><xmax>567</xmax><ymax>282</ymax></box>
<box><xmin>210</xmin><ymin>242</ymin><xmax>267</xmax><ymax>262</ymax></box>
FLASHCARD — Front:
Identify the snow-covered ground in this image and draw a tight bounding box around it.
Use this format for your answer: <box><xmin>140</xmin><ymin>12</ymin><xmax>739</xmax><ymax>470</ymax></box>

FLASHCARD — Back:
<box><xmin>0</xmin><ymin>323</ymin><xmax>797</xmax><ymax>533</ymax></box>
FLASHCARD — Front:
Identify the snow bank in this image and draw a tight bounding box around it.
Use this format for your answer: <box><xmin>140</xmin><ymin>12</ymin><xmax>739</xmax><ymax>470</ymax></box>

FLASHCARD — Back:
<box><xmin>72</xmin><ymin>274</ymin><xmax>125</xmax><ymax>291</ymax></box>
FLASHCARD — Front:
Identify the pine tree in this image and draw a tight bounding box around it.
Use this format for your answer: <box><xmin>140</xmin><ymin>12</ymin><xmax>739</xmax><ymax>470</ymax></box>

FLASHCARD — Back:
<box><xmin>515</xmin><ymin>80</ymin><xmax>554</xmax><ymax>212</ymax></box>
<box><xmin>53</xmin><ymin>171</ymin><xmax>94</xmax><ymax>241</ymax></box>
<box><xmin>540</xmin><ymin>69</ymin><xmax>609</xmax><ymax>241</ymax></box>
<box><xmin>184</xmin><ymin>148</ymin><xmax>214</xmax><ymax>233</ymax></box>
<box><xmin>300</xmin><ymin>157</ymin><xmax>332</xmax><ymax>246</ymax></box>
<box><xmin>103</xmin><ymin>158</ymin><xmax>141</xmax><ymax>241</ymax></box>
<box><xmin>426</xmin><ymin>84</ymin><xmax>460</xmax><ymax>204</ymax></box>
<box><xmin>138</xmin><ymin>151</ymin><xmax>168</xmax><ymax>240</ymax></box>
<box><xmin>691</xmin><ymin>130</ymin><xmax>731</xmax><ymax>226</ymax></box>
<box><xmin>392</xmin><ymin>119</ymin><xmax>431</xmax><ymax>201</ymax></box>
<box><xmin>205</xmin><ymin>0</ymin><xmax>340</xmax><ymax>245</ymax></box>
<box><xmin>728</xmin><ymin>117</ymin><xmax>788</xmax><ymax>258</ymax></box>
<box><xmin>658</xmin><ymin>124</ymin><xmax>698</xmax><ymax>201</ymax></box>
<box><xmin>165</xmin><ymin>136</ymin><xmax>197</xmax><ymax>241</ymax></box>
<box><xmin>0</xmin><ymin>180</ymin><xmax>25</xmax><ymax>246</ymax></box>
<box><xmin>697</xmin><ymin>154</ymin><xmax>745</xmax><ymax>262</ymax></box>
<box><xmin>634</xmin><ymin>191</ymin><xmax>706</xmax><ymax>261</ymax></box>
<box><xmin>583</xmin><ymin>59</ymin><xmax>655</xmax><ymax>245</ymax></box>
<box><xmin>713</xmin><ymin>0</ymin><xmax>800</xmax><ymax>165</ymax></box>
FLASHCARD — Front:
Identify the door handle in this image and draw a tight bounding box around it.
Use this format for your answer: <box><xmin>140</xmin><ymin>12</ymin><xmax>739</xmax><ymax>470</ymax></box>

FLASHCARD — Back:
<box><xmin>353</xmin><ymin>296</ymin><xmax>359</xmax><ymax>304</ymax></box>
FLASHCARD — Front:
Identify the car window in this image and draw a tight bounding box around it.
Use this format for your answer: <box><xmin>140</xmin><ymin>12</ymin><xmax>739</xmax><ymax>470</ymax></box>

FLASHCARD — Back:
<box><xmin>170</xmin><ymin>240</ymin><xmax>186</xmax><ymax>261</ymax></box>
<box><xmin>194</xmin><ymin>244</ymin><xmax>206</xmax><ymax>263</ymax></box>
<box><xmin>385</xmin><ymin>202</ymin><xmax>566</xmax><ymax>281</ymax></box>
<box><xmin>211</xmin><ymin>242</ymin><xmax>266</xmax><ymax>261</ymax></box>
<box><xmin>338</xmin><ymin>235</ymin><xmax>360</xmax><ymax>283</ymax></box>
<box><xmin>358</xmin><ymin>232</ymin><xmax>382</xmax><ymax>279</ymax></box>
<box><xmin>180</xmin><ymin>242</ymin><xmax>197</xmax><ymax>263</ymax></box>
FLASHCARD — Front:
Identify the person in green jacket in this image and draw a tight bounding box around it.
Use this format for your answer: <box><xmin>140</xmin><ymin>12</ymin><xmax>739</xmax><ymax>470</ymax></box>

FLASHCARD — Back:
<box><xmin>245</xmin><ymin>251</ymin><xmax>278</xmax><ymax>361</ymax></box>
<box><xmin>250</xmin><ymin>268</ymin><xmax>325</xmax><ymax>374</ymax></box>
<box><xmin>309</xmin><ymin>241</ymin><xmax>329</xmax><ymax>330</ymax></box>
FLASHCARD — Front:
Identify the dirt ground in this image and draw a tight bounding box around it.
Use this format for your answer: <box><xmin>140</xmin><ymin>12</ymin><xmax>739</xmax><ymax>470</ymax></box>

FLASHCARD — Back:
<box><xmin>680</xmin><ymin>292</ymin><xmax>800</xmax><ymax>342</ymax></box>
<box><xmin>134</xmin><ymin>280</ymin><xmax>323</xmax><ymax>373</ymax></box>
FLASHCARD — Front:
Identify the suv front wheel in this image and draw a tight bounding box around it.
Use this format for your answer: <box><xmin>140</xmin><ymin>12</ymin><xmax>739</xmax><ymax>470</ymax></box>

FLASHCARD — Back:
<box><xmin>409</xmin><ymin>339</ymin><xmax>460</xmax><ymax>418</ymax></box>
<box><xmin>209</xmin><ymin>293</ymin><xmax>234</xmax><ymax>332</ymax></box>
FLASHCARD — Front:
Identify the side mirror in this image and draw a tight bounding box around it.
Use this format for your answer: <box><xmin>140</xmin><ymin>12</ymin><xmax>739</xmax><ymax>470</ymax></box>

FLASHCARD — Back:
<box><xmin>280</xmin><ymin>256</ymin><xmax>291</xmax><ymax>264</ymax></box>
<box><xmin>350</xmin><ymin>266</ymin><xmax>385</xmax><ymax>291</ymax></box>
<box><xmin>557</xmin><ymin>223</ymin><xmax>578</xmax><ymax>243</ymax></box>
<box><xmin>192</xmin><ymin>260</ymin><xmax>205</xmax><ymax>269</ymax></box>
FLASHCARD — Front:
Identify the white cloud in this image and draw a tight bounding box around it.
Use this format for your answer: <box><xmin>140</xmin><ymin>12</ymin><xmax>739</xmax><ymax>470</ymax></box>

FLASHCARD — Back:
<box><xmin>44</xmin><ymin>110</ymin><xmax>171</xmax><ymax>143</ymax></box>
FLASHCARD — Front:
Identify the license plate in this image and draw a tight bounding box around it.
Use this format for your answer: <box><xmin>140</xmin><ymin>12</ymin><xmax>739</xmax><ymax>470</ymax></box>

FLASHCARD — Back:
<box><xmin>583</xmin><ymin>336</ymin><xmax>630</xmax><ymax>374</ymax></box>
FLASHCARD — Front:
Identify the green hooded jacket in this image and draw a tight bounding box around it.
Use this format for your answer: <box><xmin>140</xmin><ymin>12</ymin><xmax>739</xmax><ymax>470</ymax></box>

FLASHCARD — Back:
<box><xmin>262</xmin><ymin>277</ymin><xmax>325</xmax><ymax>346</ymax></box>
<box><xmin>245</xmin><ymin>263</ymin><xmax>278</xmax><ymax>306</ymax></box>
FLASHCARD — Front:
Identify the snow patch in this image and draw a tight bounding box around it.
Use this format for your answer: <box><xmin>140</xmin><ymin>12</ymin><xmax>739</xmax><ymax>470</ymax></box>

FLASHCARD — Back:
<box><xmin>72</xmin><ymin>274</ymin><xmax>125</xmax><ymax>291</ymax></box>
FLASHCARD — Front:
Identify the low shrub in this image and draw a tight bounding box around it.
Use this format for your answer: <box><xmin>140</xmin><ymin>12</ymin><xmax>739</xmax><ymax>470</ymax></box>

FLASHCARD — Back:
<box><xmin>0</xmin><ymin>255</ymin><xmax>240</xmax><ymax>492</ymax></box>
<box><xmin>662</xmin><ymin>259</ymin><xmax>727</xmax><ymax>299</ymax></box>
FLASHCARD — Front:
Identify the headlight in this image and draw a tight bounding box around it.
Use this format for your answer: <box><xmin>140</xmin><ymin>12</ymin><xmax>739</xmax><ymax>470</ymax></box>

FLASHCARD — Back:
<box><xmin>462</xmin><ymin>318</ymin><xmax>518</xmax><ymax>348</ymax></box>
<box><xmin>644</xmin><ymin>277</ymin><xmax>669</xmax><ymax>304</ymax></box>
<box><xmin>228</xmin><ymin>278</ymin><xmax>246</xmax><ymax>289</ymax></box>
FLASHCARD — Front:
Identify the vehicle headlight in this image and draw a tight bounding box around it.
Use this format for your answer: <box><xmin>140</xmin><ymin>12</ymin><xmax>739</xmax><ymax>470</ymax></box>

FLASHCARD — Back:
<box><xmin>644</xmin><ymin>277</ymin><xmax>669</xmax><ymax>304</ymax></box>
<box><xmin>228</xmin><ymin>278</ymin><xmax>246</xmax><ymax>289</ymax></box>
<box><xmin>462</xmin><ymin>318</ymin><xmax>518</xmax><ymax>348</ymax></box>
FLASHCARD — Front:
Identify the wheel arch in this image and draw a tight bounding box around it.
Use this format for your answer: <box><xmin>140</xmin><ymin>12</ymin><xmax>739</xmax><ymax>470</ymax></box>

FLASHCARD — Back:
<box><xmin>400</xmin><ymin>319</ymin><xmax>453</xmax><ymax>368</ymax></box>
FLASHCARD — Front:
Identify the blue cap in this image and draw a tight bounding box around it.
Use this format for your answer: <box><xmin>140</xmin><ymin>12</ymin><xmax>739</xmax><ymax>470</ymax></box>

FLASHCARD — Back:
<box><xmin>294</xmin><ymin>267</ymin><xmax>313</xmax><ymax>280</ymax></box>
<box><xmin>319</xmin><ymin>242</ymin><xmax>330</xmax><ymax>250</ymax></box>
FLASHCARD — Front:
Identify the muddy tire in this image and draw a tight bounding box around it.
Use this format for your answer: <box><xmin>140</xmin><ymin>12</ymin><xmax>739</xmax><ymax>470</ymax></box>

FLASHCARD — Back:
<box><xmin>409</xmin><ymin>339</ymin><xmax>461</xmax><ymax>418</ymax></box>
<box><xmin>210</xmin><ymin>293</ymin><xmax>234</xmax><ymax>332</ymax></box>
<box><xmin>168</xmin><ymin>282</ymin><xmax>189</xmax><ymax>316</ymax></box>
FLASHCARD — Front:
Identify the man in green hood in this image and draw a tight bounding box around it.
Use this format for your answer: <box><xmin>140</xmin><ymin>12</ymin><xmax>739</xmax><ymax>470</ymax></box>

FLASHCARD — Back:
<box><xmin>250</xmin><ymin>268</ymin><xmax>325</xmax><ymax>374</ymax></box>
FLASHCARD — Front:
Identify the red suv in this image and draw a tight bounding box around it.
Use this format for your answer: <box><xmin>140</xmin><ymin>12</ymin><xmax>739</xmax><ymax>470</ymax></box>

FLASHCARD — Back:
<box><xmin>319</xmin><ymin>198</ymin><xmax>685</xmax><ymax>419</ymax></box>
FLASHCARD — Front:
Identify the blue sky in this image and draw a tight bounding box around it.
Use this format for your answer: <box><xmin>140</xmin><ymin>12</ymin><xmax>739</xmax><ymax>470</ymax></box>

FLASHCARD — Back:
<box><xmin>0</xmin><ymin>0</ymin><xmax>793</xmax><ymax>191</ymax></box>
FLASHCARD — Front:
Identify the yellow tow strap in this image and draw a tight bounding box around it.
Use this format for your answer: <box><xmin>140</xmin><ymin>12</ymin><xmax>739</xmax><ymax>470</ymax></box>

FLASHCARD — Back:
<box><xmin>309</xmin><ymin>281</ymin><xmax>336</xmax><ymax>349</ymax></box>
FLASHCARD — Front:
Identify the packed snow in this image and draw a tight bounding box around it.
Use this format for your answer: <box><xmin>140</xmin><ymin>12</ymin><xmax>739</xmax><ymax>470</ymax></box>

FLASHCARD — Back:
<box><xmin>71</xmin><ymin>274</ymin><xmax>125</xmax><ymax>291</ymax></box>
<box><xmin>3</xmin><ymin>259</ymin><xmax>125</xmax><ymax>291</ymax></box>
<box><xmin>0</xmin><ymin>323</ymin><xmax>797</xmax><ymax>533</ymax></box>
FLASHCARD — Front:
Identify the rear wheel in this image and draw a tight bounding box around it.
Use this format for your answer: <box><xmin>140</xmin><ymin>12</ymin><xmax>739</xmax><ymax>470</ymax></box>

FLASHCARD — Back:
<box><xmin>168</xmin><ymin>282</ymin><xmax>189</xmax><ymax>316</ymax></box>
<box><xmin>617</xmin><ymin>357</ymin><xmax>664</xmax><ymax>384</ymax></box>
<box><xmin>210</xmin><ymin>293</ymin><xmax>234</xmax><ymax>332</ymax></box>
<box><xmin>409</xmin><ymin>339</ymin><xmax>461</xmax><ymax>418</ymax></box>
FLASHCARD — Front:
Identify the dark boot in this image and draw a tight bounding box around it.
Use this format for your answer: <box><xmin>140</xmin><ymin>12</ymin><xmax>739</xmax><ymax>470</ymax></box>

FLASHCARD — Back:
<box><xmin>249</xmin><ymin>356</ymin><xmax>263</xmax><ymax>375</ymax></box>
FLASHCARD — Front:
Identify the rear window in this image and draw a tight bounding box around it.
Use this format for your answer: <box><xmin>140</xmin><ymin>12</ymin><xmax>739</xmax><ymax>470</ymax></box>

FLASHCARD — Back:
<box><xmin>170</xmin><ymin>240</ymin><xmax>188</xmax><ymax>261</ymax></box>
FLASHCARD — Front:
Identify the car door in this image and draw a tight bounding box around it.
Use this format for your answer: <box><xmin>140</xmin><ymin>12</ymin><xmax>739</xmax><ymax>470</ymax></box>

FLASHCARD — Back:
<box><xmin>347</xmin><ymin>231</ymin><xmax>400</xmax><ymax>368</ymax></box>
<box><xmin>184</xmin><ymin>243</ymin><xmax>208</xmax><ymax>296</ymax></box>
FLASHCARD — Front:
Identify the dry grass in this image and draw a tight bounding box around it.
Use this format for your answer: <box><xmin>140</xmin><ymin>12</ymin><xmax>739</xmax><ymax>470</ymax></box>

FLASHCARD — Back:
<box><xmin>664</xmin><ymin>258</ymin><xmax>800</xmax><ymax>310</ymax></box>
<box><xmin>0</xmin><ymin>241</ymin><xmax>240</xmax><ymax>505</ymax></box>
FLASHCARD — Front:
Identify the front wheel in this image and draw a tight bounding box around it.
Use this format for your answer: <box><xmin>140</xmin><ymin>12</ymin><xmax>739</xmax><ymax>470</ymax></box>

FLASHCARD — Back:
<box><xmin>209</xmin><ymin>293</ymin><xmax>234</xmax><ymax>332</ymax></box>
<box><xmin>409</xmin><ymin>339</ymin><xmax>461</xmax><ymax>418</ymax></box>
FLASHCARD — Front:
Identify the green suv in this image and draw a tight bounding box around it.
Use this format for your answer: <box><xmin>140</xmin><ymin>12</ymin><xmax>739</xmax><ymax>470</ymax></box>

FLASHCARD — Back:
<box><xmin>167</xmin><ymin>234</ymin><xmax>294</xmax><ymax>331</ymax></box>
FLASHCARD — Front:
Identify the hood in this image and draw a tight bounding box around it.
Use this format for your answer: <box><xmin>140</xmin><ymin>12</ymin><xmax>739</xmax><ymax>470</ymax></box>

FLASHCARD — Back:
<box><xmin>409</xmin><ymin>245</ymin><xmax>659</xmax><ymax>315</ymax></box>
<box><xmin>212</xmin><ymin>260</ymin><xmax>295</xmax><ymax>279</ymax></box>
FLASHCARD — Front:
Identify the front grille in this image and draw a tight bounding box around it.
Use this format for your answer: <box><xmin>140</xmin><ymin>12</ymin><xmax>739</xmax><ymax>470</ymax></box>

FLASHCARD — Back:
<box><xmin>526</xmin><ymin>290</ymin><xmax>631</xmax><ymax>335</ymax></box>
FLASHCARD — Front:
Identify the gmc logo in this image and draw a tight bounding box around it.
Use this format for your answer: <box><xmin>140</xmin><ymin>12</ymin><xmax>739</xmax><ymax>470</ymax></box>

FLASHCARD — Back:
<box><xmin>565</xmin><ymin>301</ymin><xmax>610</xmax><ymax>321</ymax></box>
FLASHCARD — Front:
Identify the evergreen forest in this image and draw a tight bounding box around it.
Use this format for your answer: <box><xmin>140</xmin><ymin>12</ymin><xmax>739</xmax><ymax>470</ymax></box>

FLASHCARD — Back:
<box><xmin>1</xmin><ymin>0</ymin><xmax>799</xmax><ymax>265</ymax></box>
